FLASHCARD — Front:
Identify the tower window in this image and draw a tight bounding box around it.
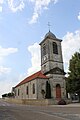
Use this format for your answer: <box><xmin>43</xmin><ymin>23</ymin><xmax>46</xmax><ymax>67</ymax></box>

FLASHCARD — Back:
<box><xmin>43</xmin><ymin>45</ymin><xmax>46</xmax><ymax>56</ymax></box>
<box><xmin>53</xmin><ymin>42</ymin><xmax>58</xmax><ymax>54</ymax></box>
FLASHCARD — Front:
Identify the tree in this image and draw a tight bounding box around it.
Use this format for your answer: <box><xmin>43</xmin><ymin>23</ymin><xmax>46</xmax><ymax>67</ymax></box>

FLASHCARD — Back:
<box><xmin>8</xmin><ymin>92</ymin><xmax>14</xmax><ymax>97</ymax></box>
<box><xmin>2</xmin><ymin>93</ymin><xmax>8</xmax><ymax>98</ymax></box>
<box><xmin>67</xmin><ymin>52</ymin><xmax>80</xmax><ymax>101</ymax></box>
<box><xmin>2</xmin><ymin>92</ymin><xmax>14</xmax><ymax>98</ymax></box>
<box><xmin>45</xmin><ymin>81</ymin><xmax>51</xmax><ymax>99</ymax></box>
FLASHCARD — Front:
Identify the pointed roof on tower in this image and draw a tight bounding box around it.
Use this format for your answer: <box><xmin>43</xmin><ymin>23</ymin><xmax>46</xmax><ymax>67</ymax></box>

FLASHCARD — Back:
<box><xmin>39</xmin><ymin>30</ymin><xmax>62</xmax><ymax>45</ymax></box>
<box><xmin>45</xmin><ymin>30</ymin><xmax>56</xmax><ymax>39</ymax></box>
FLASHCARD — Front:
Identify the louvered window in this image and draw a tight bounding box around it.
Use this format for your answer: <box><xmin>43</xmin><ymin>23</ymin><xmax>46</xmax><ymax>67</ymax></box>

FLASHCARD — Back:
<box><xmin>53</xmin><ymin>42</ymin><xmax>58</xmax><ymax>54</ymax></box>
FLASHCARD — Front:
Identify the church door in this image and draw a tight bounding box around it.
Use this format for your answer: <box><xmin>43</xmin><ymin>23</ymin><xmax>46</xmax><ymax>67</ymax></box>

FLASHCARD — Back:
<box><xmin>56</xmin><ymin>84</ymin><xmax>61</xmax><ymax>99</ymax></box>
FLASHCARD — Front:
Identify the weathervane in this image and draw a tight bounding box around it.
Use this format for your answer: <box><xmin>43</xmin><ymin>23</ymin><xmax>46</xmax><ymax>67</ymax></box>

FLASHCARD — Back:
<box><xmin>48</xmin><ymin>22</ymin><xmax>51</xmax><ymax>32</ymax></box>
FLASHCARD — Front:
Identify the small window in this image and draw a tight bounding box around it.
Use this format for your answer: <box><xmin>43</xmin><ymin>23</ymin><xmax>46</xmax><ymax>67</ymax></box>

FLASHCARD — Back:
<box><xmin>26</xmin><ymin>86</ymin><xmax>28</xmax><ymax>95</ymax></box>
<box><xmin>53</xmin><ymin>42</ymin><xmax>58</xmax><ymax>54</ymax></box>
<box><xmin>33</xmin><ymin>83</ymin><xmax>35</xmax><ymax>94</ymax></box>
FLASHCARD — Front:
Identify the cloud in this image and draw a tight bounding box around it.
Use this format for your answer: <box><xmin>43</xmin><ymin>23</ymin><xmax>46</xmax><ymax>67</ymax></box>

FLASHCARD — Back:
<box><xmin>62</xmin><ymin>30</ymin><xmax>80</xmax><ymax>73</ymax></box>
<box><xmin>0</xmin><ymin>46</ymin><xmax>18</xmax><ymax>57</ymax></box>
<box><xmin>29</xmin><ymin>0</ymin><xmax>58</xmax><ymax>24</ymax></box>
<box><xmin>78</xmin><ymin>12</ymin><xmax>80</xmax><ymax>21</ymax></box>
<box><xmin>0</xmin><ymin>73</ymin><xmax>20</xmax><ymax>97</ymax></box>
<box><xmin>27</xmin><ymin>43</ymin><xmax>41</xmax><ymax>75</ymax></box>
<box><xmin>0</xmin><ymin>0</ymin><xmax>25</xmax><ymax>13</ymax></box>
<box><xmin>0</xmin><ymin>80</ymin><xmax>13</xmax><ymax>97</ymax></box>
<box><xmin>0</xmin><ymin>46</ymin><xmax>18</xmax><ymax>63</ymax></box>
<box><xmin>0</xmin><ymin>46</ymin><xmax>18</xmax><ymax>97</ymax></box>
<box><xmin>7</xmin><ymin>0</ymin><xmax>25</xmax><ymax>12</ymax></box>
<box><xmin>0</xmin><ymin>6</ymin><xmax>2</xmax><ymax>12</ymax></box>
<box><xmin>0</xmin><ymin>66</ymin><xmax>11</xmax><ymax>75</ymax></box>
<box><xmin>0</xmin><ymin>46</ymin><xmax>18</xmax><ymax>75</ymax></box>
<box><xmin>0</xmin><ymin>0</ymin><xmax>4</xmax><ymax>4</ymax></box>
<box><xmin>0</xmin><ymin>0</ymin><xmax>4</xmax><ymax>12</ymax></box>
<box><xmin>0</xmin><ymin>0</ymin><xmax>58</xmax><ymax>22</ymax></box>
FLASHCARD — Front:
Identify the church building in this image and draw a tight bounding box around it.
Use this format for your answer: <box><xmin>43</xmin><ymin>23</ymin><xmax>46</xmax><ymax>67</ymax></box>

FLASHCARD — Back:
<box><xmin>14</xmin><ymin>31</ymin><xmax>66</xmax><ymax>100</ymax></box>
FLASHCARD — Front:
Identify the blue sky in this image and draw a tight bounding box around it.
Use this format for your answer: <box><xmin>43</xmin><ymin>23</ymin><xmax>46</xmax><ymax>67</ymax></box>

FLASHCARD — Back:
<box><xmin>0</xmin><ymin>0</ymin><xmax>80</xmax><ymax>97</ymax></box>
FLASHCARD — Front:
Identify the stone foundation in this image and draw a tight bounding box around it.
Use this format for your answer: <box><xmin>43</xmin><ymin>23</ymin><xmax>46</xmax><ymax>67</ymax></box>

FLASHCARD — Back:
<box><xmin>4</xmin><ymin>98</ymin><xmax>59</xmax><ymax>105</ymax></box>
<box><xmin>3</xmin><ymin>98</ymin><xmax>71</xmax><ymax>105</ymax></box>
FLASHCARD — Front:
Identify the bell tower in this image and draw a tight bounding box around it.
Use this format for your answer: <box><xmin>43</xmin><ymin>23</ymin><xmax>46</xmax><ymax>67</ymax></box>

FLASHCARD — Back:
<box><xmin>40</xmin><ymin>30</ymin><xmax>66</xmax><ymax>100</ymax></box>
<box><xmin>40</xmin><ymin>31</ymin><xmax>64</xmax><ymax>75</ymax></box>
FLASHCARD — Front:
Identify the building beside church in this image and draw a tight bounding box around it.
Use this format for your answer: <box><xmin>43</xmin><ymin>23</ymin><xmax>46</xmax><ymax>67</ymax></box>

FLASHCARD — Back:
<box><xmin>14</xmin><ymin>31</ymin><xmax>66</xmax><ymax>100</ymax></box>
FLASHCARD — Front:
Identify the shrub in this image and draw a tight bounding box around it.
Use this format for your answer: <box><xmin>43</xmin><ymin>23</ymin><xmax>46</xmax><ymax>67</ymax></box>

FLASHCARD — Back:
<box><xmin>58</xmin><ymin>99</ymin><xmax>66</xmax><ymax>105</ymax></box>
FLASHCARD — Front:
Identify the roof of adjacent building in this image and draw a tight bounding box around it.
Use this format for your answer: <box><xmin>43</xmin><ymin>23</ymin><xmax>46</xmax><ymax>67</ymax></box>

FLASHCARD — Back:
<box><xmin>15</xmin><ymin>71</ymin><xmax>48</xmax><ymax>88</ymax></box>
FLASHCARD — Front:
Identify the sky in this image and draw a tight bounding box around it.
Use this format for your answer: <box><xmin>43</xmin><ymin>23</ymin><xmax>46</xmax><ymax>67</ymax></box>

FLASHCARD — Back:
<box><xmin>0</xmin><ymin>0</ymin><xmax>80</xmax><ymax>97</ymax></box>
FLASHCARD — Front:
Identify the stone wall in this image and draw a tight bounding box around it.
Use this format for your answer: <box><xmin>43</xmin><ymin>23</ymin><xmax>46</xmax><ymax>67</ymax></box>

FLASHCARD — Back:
<box><xmin>4</xmin><ymin>98</ymin><xmax>58</xmax><ymax>105</ymax></box>
<box><xmin>15</xmin><ymin>78</ymin><xmax>48</xmax><ymax>100</ymax></box>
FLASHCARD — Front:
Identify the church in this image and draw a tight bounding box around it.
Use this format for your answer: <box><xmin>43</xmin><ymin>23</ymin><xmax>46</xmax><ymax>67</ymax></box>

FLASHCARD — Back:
<box><xmin>14</xmin><ymin>30</ymin><xmax>66</xmax><ymax>100</ymax></box>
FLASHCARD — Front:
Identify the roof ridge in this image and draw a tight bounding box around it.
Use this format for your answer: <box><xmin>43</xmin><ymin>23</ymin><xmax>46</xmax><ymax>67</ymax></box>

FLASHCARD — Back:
<box><xmin>23</xmin><ymin>70</ymin><xmax>40</xmax><ymax>80</ymax></box>
<box><xmin>15</xmin><ymin>70</ymin><xmax>48</xmax><ymax>88</ymax></box>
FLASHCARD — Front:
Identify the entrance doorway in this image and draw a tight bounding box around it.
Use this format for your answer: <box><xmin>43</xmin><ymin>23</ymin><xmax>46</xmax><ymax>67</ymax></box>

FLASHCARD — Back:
<box><xmin>56</xmin><ymin>84</ymin><xmax>61</xmax><ymax>99</ymax></box>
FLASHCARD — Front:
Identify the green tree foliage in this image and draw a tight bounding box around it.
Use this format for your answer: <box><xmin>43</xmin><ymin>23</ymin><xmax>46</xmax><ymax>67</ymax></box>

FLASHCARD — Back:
<box><xmin>45</xmin><ymin>81</ymin><xmax>51</xmax><ymax>99</ymax></box>
<box><xmin>8</xmin><ymin>92</ymin><xmax>14</xmax><ymax>97</ymax></box>
<box><xmin>66</xmin><ymin>52</ymin><xmax>80</xmax><ymax>100</ymax></box>
<box><xmin>2</xmin><ymin>92</ymin><xmax>14</xmax><ymax>98</ymax></box>
<box><xmin>2</xmin><ymin>93</ymin><xmax>8</xmax><ymax>98</ymax></box>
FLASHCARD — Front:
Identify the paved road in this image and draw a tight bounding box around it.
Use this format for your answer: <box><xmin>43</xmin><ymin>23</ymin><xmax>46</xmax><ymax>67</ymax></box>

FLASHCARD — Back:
<box><xmin>0</xmin><ymin>99</ymin><xmax>80</xmax><ymax>120</ymax></box>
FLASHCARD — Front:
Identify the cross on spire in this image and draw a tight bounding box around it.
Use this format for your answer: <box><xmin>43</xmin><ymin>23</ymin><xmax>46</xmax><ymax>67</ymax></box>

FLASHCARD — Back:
<box><xmin>48</xmin><ymin>22</ymin><xmax>51</xmax><ymax>32</ymax></box>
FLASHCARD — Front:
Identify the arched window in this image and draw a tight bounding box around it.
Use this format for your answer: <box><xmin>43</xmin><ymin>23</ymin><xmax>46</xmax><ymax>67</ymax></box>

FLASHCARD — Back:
<box><xmin>26</xmin><ymin>86</ymin><xmax>28</xmax><ymax>95</ymax></box>
<box><xmin>33</xmin><ymin>83</ymin><xmax>35</xmax><ymax>94</ymax></box>
<box><xmin>15</xmin><ymin>90</ymin><xmax>16</xmax><ymax>96</ymax></box>
<box><xmin>18</xmin><ymin>89</ymin><xmax>19</xmax><ymax>96</ymax></box>
<box><xmin>53</xmin><ymin>42</ymin><xmax>58</xmax><ymax>54</ymax></box>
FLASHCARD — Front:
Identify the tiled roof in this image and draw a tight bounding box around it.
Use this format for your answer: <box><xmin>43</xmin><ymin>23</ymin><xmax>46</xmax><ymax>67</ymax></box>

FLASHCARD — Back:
<box><xmin>15</xmin><ymin>71</ymin><xmax>48</xmax><ymax>88</ymax></box>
